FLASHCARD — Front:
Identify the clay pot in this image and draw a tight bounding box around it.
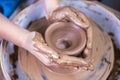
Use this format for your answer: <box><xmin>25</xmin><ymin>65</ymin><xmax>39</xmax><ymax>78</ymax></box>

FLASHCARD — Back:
<box><xmin>45</xmin><ymin>22</ymin><xmax>86</xmax><ymax>56</ymax></box>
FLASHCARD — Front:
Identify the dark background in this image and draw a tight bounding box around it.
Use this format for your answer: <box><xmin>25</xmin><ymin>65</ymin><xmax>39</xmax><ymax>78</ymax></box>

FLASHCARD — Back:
<box><xmin>99</xmin><ymin>0</ymin><xmax>120</xmax><ymax>11</ymax></box>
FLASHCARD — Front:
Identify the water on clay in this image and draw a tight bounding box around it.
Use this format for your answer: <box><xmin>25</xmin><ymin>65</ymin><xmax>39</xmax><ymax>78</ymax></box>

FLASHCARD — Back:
<box><xmin>0</xmin><ymin>18</ymin><xmax>120</xmax><ymax>80</ymax></box>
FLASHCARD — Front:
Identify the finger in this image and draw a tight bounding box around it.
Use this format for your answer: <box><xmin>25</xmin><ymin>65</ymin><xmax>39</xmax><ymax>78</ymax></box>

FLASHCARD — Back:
<box><xmin>55</xmin><ymin>54</ymin><xmax>93</xmax><ymax>70</ymax></box>
<box><xmin>69</xmin><ymin>7</ymin><xmax>92</xmax><ymax>57</ymax></box>
<box><xmin>49</xmin><ymin>6</ymin><xmax>68</xmax><ymax>22</ymax></box>
<box><xmin>84</xmin><ymin>26</ymin><xmax>93</xmax><ymax>57</ymax></box>
<box><xmin>24</xmin><ymin>32</ymin><xmax>60</xmax><ymax>66</ymax></box>
<box><xmin>67</xmin><ymin>6</ymin><xmax>90</xmax><ymax>29</ymax></box>
<box><xmin>32</xmin><ymin>32</ymin><xmax>59</xmax><ymax>59</ymax></box>
<box><xmin>50</xmin><ymin>6</ymin><xmax>89</xmax><ymax>29</ymax></box>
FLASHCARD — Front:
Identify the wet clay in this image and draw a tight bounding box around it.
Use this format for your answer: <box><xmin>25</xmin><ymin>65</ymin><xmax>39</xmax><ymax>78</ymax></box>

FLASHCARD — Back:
<box><xmin>45</xmin><ymin>22</ymin><xmax>87</xmax><ymax>55</ymax></box>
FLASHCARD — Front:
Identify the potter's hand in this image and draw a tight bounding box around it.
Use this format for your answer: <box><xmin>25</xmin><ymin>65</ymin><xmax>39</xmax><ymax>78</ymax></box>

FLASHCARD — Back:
<box><xmin>32</xmin><ymin>32</ymin><xmax>93</xmax><ymax>70</ymax></box>
<box><xmin>49</xmin><ymin>6</ymin><xmax>89</xmax><ymax>29</ymax></box>
<box><xmin>44</xmin><ymin>0</ymin><xmax>89</xmax><ymax>29</ymax></box>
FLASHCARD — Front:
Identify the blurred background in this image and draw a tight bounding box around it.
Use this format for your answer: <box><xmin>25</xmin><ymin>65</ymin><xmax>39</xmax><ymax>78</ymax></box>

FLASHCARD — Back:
<box><xmin>99</xmin><ymin>0</ymin><xmax>120</xmax><ymax>11</ymax></box>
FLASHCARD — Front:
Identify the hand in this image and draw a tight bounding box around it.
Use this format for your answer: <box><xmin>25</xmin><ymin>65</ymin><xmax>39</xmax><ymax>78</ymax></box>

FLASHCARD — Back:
<box><xmin>31</xmin><ymin>31</ymin><xmax>93</xmax><ymax>70</ymax></box>
<box><xmin>49</xmin><ymin>6</ymin><xmax>90</xmax><ymax>29</ymax></box>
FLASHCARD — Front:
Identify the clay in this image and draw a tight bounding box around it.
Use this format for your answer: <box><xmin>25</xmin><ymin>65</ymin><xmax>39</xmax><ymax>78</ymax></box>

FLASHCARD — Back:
<box><xmin>45</xmin><ymin>22</ymin><xmax>86</xmax><ymax>55</ymax></box>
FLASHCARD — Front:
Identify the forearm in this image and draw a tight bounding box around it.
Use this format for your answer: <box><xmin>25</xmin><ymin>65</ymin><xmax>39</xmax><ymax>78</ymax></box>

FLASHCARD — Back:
<box><xmin>0</xmin><ymin>14</ymin><xmax>30</xmax><ymax>47</ymax></box>
<box><xmin>43</xmin><ymin>0</ymin><xmax>60</xmax><ymax>18</ymax></box>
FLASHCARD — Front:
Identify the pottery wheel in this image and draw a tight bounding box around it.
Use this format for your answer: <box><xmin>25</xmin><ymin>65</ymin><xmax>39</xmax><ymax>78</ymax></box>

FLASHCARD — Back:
<box><xmin>18</xmin><ymin>18</ymin><xmax>114</xmax><ymax>80</ymax></box>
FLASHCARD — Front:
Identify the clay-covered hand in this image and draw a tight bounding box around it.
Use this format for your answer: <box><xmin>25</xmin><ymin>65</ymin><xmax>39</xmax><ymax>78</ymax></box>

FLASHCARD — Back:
<box><xmin>32</xmin><ymin>32</ymin><xmax>93</xmax><ymax>70</ymax></box>
<box><xmin>49</xmin><ymin>6</ymin><xmax>89</xmax><ymax>29</ymax></box>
